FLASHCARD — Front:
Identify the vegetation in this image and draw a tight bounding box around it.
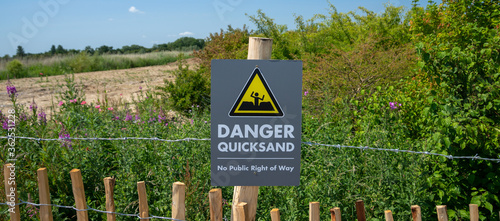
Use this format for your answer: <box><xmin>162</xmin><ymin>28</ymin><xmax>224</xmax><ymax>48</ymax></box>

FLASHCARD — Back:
<box><xmin>0</xmin><ymin>0</ymin><xmax>499</xmax><ymax>220</ymax></box>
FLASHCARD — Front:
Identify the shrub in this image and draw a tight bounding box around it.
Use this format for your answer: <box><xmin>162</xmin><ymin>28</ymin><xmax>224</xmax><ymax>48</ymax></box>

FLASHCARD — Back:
<box><xmin>6</xmin><ymin>59</ymin><xmax>25</xmax><ymax>78</ymax></box>
<box><xmin>157</xmin><ymin>55</ymin><xmax>210</xmax><ymax>113</ymax></box>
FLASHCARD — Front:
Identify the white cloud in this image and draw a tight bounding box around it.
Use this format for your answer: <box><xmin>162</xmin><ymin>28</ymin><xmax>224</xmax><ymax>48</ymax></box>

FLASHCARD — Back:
<box><xmin>129</xmin><ymin>6</ymin><xmax>143</xmax><ymax>13</ymax></box>
<box><xmin>179</xmin><ymin>31</ymin><xmax>194</xmax><ymax>36</ymax></box>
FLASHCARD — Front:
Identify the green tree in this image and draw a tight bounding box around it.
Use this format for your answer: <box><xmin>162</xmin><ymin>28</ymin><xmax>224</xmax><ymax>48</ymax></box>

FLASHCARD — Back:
<box><xmin>50</xmin><ymin>45</ymin><xmax>56</xmax><ymax>55</ymax></box>
<box><xmin>16</xmin><ymin>45</ymin><xmax>25</xmax><ymax>57</ymax></box>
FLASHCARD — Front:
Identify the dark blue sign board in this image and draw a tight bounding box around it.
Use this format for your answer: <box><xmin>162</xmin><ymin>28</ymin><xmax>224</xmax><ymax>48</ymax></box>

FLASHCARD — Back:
<box><xmin>211</xmin><ymin>60</ymin><xmax>302</xmax><ymax>186</ymax></box>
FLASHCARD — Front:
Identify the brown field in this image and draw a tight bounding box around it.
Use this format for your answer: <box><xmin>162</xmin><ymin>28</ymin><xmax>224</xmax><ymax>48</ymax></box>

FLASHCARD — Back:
<box><xmin>0</xmin><ymin>58</ymin><xmax>198</xmax><ymax>115</ymax></box>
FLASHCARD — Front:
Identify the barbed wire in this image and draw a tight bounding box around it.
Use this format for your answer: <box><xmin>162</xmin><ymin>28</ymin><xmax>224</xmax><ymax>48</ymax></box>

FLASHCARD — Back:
<box><xmin>1</xmin><ymin>135</ymin><xmax>499</xmax><ymax>162</ymax></box>
<box><xmin>0</xmin><ymin>199</ymin><xmax>185</xmax><ymax>220</ymax></box>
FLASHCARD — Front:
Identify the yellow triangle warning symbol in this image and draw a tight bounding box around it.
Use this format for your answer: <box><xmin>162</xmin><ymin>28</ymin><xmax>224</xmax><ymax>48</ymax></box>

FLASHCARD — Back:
<box><xmin>229</xmin><ymin>68</ymin><xmax>283</xmax><ymax>117</ymax></box>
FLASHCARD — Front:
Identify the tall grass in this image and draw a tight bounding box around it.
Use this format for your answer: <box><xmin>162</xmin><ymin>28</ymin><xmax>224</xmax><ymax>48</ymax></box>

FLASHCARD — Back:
<box><xmin>0</xmin><ymin>51</ymin><xmax>189</xmax><ymax>80</ymax></box>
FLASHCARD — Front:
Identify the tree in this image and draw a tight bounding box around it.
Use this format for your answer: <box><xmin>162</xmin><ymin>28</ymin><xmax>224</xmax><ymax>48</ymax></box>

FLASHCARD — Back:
<box><xmin>50</xmin><ymin>45</ymin><xmax>56</xmax><ymax>55</ymax></box>
<box><xmin>16</xmin><ymin>45</ymin><xmax>25</xmax><ymax>57</ymax></box>
<box><xmin>84</xmin><ymin>46</ymin><xmax>94</xmax><ymax>55</ymax></box>
<box><xmin>56</xmin><ymin>45</ymin><xmax>66</xmax><ymax>54</ymax></box>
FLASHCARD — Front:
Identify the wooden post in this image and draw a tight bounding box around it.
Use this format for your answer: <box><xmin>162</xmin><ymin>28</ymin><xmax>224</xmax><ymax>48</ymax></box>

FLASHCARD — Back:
<box><xmin>355</xmin><ymin>200</ymin><xmax>366</xmax><ymax>221</ymax></box>
<box><xmin>411</xmin><ymin>205</ymin><xmax>421</xmax><ymax>221</ymax></box>
<box><xmin>309</xmin><ymin>202</ymin><xmax>320</xmax><ymax>221</ymax></box>
<box><xmin>137</xmin><ymin>181</ymin><xmax>150</xmax><ymax>220</ymax></box>
<box><xmin>235</xmin><ymin>202</ymin><xmax>249</xmax><ymax>221</ymax></box>
<box><xmin>70</xmin><ymin>169</ymin><xmax>89</xmax><ymax>221</ymax></box>
<box><xmin>209</xmin><ymin>188</ymin><xmax>223</xmax><ymax>221</ymax></box>
<box><xmin>231</xmin><ymin>37</ymin><xmax>273</xmax><ymax>221</ymax></box>
<box><xmin>469</xmin><ymin>204</ymin><xmax>479</xmax><ymax>221</ymax></box>
<box><xmin>172</xmin><ymin>182</ymin><xmax>186</xmax><ymax>220</ymax></box>
<box><xmin>3</xmin><ymin>163</ymin><xmax>20</xmax><ymax>221</ymax></box>
<box><xmin>270</xmin><ymin>208</ymin><xmax>281</xmax><ymax>221</ymax></box>
<box><xmin>38</xmin><ymin>168</ymin><xmax>54</xmax><ymax>221</ymax></box>
<box><xmin>104</xmin><ymin>177</ymin><xmax>116</xmax><ymax>221</ymax></box>
<box><xmin>330</xmin><ymin>207</ymin><xmax>341</xmax><ymax>221</ymax></box>
<box><xmin>436</xmin><ymin>205</ymin><xmax>448</xmax><ymax>221</ymax></box>
<box><xmin>384</xmin><ymin>210</ymin><xmax>394</xmax><ymax>221</ymax></box>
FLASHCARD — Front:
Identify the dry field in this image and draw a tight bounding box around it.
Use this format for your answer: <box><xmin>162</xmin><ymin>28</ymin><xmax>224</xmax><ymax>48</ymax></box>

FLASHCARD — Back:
<box><xmin>0</xmin><ymin>58</ymin><xmax>198</xmax><ymax>115</ymax></box>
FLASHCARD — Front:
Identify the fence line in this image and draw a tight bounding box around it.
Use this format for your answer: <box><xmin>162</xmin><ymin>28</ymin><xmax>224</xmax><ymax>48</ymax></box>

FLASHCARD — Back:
<box><xmin>2</xmin><ymin>136</ymin><xmax>499</xmax><ymax>163</ymax></box>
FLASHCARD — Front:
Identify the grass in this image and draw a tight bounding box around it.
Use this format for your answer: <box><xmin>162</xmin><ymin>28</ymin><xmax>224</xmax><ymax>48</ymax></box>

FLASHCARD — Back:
<box><xmin>0</xmin><ymin>51</ymin><xmax>190</xmax><ymax>80</ymax></box>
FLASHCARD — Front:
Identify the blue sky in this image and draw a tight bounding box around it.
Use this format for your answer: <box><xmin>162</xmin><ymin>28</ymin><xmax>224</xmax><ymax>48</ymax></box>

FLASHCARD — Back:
<box><xmin>0</xmin><ymin>0</ymin><xmax>427</xmax><ymax>56</ymax></box>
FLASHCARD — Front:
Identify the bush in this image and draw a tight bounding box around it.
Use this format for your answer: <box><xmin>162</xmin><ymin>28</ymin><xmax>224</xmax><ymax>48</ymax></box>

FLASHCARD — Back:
<box><xmin>6</xmin><ymin>59</ymin><xmax>25</xmax><ymax>78</ymax></box>
<box><xmin>157</xmin><ymin>55</ymin><xmax>210</xmax><ymax>113</ymax></box>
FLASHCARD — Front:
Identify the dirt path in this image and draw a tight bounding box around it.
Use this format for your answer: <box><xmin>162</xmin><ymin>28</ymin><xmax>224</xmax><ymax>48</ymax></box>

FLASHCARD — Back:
<box><xmin>0</xmin><ymin>58</ymin><xmax>198</xmax><ymax>115</ymax></box>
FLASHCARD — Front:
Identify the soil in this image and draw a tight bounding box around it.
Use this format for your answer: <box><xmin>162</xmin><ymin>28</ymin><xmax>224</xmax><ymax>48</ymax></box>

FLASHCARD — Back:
<box><xmin>0</xmin><ymin>58</ymin><xmax>199</xmax><ymax>116</ymax></box>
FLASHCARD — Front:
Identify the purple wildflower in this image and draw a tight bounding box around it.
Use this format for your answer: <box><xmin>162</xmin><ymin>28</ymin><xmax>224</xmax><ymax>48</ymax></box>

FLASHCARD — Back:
<box><xmin>6</xmin><ymin>83</ymin><xmax>17</xmax><ymax>98</ymax></box>
<box><xmin>38</xmin><ymin>110</ymin><xmax>47</xmax><ymax>124</ymax></box>
<box><xmin>125</xmin><ymin>112</ymin><xmax>133</xmax><ymax>121</ymax></box>
<box><xmin>389</xmin><ymin>102</ymin><xmax>401</xmax><ymax>109</ymax></box>
<box><xmin>135</xmin><ymin>114</ymin><xmax>140</xmax><ymax>121</ymax></box>
<box><xmin>304</xmin><ymin>91</ymin><xmax>309</xmax><ymax>96</ymax></box>
<box><xmin>59</xmin><ymin>127</ymin><xmax>72</xmax><ymax>148</ymax></box>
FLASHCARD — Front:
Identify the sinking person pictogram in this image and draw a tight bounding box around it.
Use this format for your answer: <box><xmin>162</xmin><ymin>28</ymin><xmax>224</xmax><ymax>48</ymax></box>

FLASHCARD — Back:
<box><xmin>229</xmin><ymin>67</ymin><xmax>283</xmax><ymax>117</ymax></box>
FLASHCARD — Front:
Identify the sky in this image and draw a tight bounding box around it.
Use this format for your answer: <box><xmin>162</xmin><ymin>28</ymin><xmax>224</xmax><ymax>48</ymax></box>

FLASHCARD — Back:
<box><xmin>0</xmin><ymin>0</ymin><xmax>428</xmax><ymax>56</ymax></box>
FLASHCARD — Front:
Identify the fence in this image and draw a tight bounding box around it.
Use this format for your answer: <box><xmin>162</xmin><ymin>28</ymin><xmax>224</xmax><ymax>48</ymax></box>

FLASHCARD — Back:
<box><xmin>2</xmin><ymin>163</ymin><xmax>497</xmax><ymax>221</ymax></box>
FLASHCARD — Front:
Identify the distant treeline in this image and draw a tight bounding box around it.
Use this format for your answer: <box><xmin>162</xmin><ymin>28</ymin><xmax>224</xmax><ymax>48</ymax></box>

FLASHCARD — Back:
<box><xmin>1</xmin><ymin>36</ymin><xmax>205</xmax><ymax>60</ymax></box>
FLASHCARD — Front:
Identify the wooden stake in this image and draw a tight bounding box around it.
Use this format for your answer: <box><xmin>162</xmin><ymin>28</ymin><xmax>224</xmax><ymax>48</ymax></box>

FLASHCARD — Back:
<box><xmin>355</xmin><ymin>200</ymin><xmax>366</xmax><ymax>221</ymax></box>
<box><xmin>4</xmin><ymin>163</ymin><xmax>20</xmax><ymax>221</ymax></box>
<box><xmin>104</xmin><ymin>177</ymin><xmax>116</xmax><ymax>221</ymax></box>
<box><xmin>247</xmin><ymin>37</ymin><xmax>273</xmax><ymax>60</ymax></box>
<box><xmin>231</xmin><ymin>37</ymin><xmax>273</xmax><ymax>221</ymax></box>
<box><xmin>70</xmin><ymin>169</ymin><xmax>89</xmax><ymax>221</ymax></box>
<box><xmin>384</xmin><ymin>210</ymin><xmax>394</xmax><ymax>221</ymax></box>
<box><xmin>235</xmin><ymin>202</ymin><xmax>249</xmax><ymax>221</ymax></box>
<box><xmin>436</xmin><ymin>205</ymin><xmax>448</xmax><ymax>221</ymax></box>
<box><xmin>309</xmin><ymin>202</ymin><xmax>320</xmax><ymax>221</ymax></box>
<box><xmin>411</xmin><ymin>205</ymin><xmax>421</xmax><ymax>221</ymax></box>
<box><xmin>172</xmin><ymin>182</ymin><xmax>186</xmax><ymax>220</ymax></box>
<box><xmin>469</xmin><ymin>204</ymin><xmax>479</xmax><ymax>221</ymax></box>
<box><xmin>270</xmin><ymin>208</ymin><xmax>281</xmax><ymax>221</ymax></box>
<box><xmin>330</xmin><ymin>207</ymin><xmax>341</xmax><ymax>221</ymax></box>
<box><xmin>209</xmin><ymin>188</ymin><xmax>223</xmax><ymax>221</ymax></box>
<box><xmin>38</xmin><ymin>168</ymin><xmax>54</xmax><ymax>221</ymax></box>
<box><xmin>137</xmin><ymin>181</ymin><xmax>149</xmax><ymax>220</ymax></box>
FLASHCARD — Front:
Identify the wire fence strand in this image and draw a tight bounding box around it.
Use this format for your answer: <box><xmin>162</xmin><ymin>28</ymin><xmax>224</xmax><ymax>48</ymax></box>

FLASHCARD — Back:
<box><xmin>1</xmin><ymin>135</ymin><xmax>499</xmax><ymax>162</ymax></box>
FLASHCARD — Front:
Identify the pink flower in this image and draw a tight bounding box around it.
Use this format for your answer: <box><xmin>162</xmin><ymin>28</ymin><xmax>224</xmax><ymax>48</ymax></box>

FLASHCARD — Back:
<box><xmin>70</xmin><ymin>99</ymin><xmax>77</xmax><ymax>103</ymax></box>
<box><xmin>40</xmin><ymin>73</ymin><xmax>43</xmax><ymax>76</ymax></box>
<box><xmin>58</xmin><ymin>101</ymin><xmax>64</xmax><ymax>106</ymax></box>
<box><xmin>108</xmin><ymin>107</ymin><xmax>113</xmax><ymax>111</ymax></box>
<box><xmin>304</xmin><ymin>91</ymin><xmax>309</xmax><ymax>96</ymax></box>
<box><xmin>95</xmin><ymin>105</ymin><xmax>100</xmax><ymax>109</ymax></box>
<box><xmin>99</xmin><ymin>108</ymin><xmax>102</xmax><ymax>112</ymax></box>
<box><xmin>81</xmin><ymin>101</ymin><xmax>86</xmax><ymax>105</ymax></box>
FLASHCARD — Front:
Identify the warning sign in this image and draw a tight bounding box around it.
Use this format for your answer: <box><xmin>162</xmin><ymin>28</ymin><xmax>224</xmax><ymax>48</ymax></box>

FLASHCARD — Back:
<box><xmin>229</xmin><ymin>68</ymin><xmax>283</xmax><ymax>117</ymax></box>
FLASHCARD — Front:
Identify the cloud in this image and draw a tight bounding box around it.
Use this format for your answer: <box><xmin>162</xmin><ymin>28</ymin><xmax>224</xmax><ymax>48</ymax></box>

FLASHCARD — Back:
<box><xmin>179</xmin><ymin>31</ymin><xmax>194</xmax><ymax>36</ymax></box>
<box><xmin>108</xmin><ymin>18</ymin><xmax>114</xmax><ymax>22</ymax></box>
<box><xmin>129</xmin><ymin>6</ymin><xmax>143</xmax><ymax>13</ymax></box>
<box><xmin>142</xmin><ymin>35</ymin><xmax>147</xmax><ymax>38</ymax></box>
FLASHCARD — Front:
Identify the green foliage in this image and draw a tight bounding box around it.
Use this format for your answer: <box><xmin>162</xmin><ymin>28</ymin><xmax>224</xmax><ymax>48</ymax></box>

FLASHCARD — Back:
<box><xmin>408</xmin><ymin>0</ymin><xmax>500</xmax><ymax>218</ymax></box>
<box><xmin>6</xmin><ymin>59</ymin><xmax>25</xmax><ymax>78</ymax></box>
<box><xmin>157</xmin><ymin>55</ymin><xmax>210</xmax><ymax>114</ymax></box>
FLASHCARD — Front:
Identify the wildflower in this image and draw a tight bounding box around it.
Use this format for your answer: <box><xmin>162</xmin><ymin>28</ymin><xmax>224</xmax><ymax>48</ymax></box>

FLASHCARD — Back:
<box><xmin>99</xmin><ymin>108</ymin><xmax>102</xmax><ymax>112</ymax></box>
<box><xmin>304</xmin><ymin>91</ymin><xmax>309</xmax><ymax>96</ymax></box>
<box><xmin>58</xmin><ymin>101</ymin><xmax>64</xmax><ymax>106</ymax></box>
<box><xmin>120</xmin><ymin>93</ymin><xmax>123</xmax><ymax>96</ymax></box>
<box><xmin>165</xmin><ymin>123</ymin><xmax>168</xmax><ymax>127</ymax></box>
<box><xmin>95</xmin><ymin>105</ymin><xmax>100</xmax><ymax>109</ymax></box>
<box><xmin>389</xmin><ymin>102</ymin><xmax>401</xmax><ymax>109</ymax></box>
<box><xmin>59</xmin><ymin>127</ymin><xmax>72</xmax><ymax>148</ymax></box>
<box><xmin>6</xmin><ymin>83</ymin><xmax>17</xmax><ymax>98</ymax></box>
<box><xmin>115</xmin><ymin>116</ymin><xmax>120</xmax><ymax>120</ymax></box>
<box><xmin>191</xmin><ymin>119</ymin><xmax>194</xmax><ymax>124</ymax></box>
<box><xmin>40</xmin><ymin>73</ymin><xmax>43</xmax><ymax>76</ymax></box>
<box><xmin>135</xmin><ymin>115</ymin><xmax>140</xmax><ymax>121</ymax></box>
<box><xmin>30</xmin><ymin>100</ymin><xmax>37</xmax><ymax>110</ymax></box>
<box><xmin>38</xmin><ymin>109</ymin><xmax>47</xmax><ymax>125</ymax></box>
<box><xmin>139</xmin><ymin>86</ymin><xmax>142</xmax><ymax>90</ymax></box>
<box><xmin>81</xmin><ymin>101</ymin><xmax>86</xmax><ymax>105</ymax></box>
<box><xmin>108</xmin><ymin>107</ymin><xmax>113</xmax><ymax>111</ymax></box>
<box><xmin>125</xmin><ymin>113</ymin><xmax>133</xmax><ymax>121</ymax></box>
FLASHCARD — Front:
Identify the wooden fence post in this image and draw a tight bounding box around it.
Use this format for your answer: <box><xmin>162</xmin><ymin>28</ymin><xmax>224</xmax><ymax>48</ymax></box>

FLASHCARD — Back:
<box><xmin>37</xmin><ymin>168</ymin><xmax>53</xmax><ymax>221</ymax></box>
<box><xmin>309</xmin><ymin>202</ymin><xmax>320</xmax><ymax>221</ymax></box>
<box><xmin>411</xmin><ymin>205</ymin><xmax>421</xmax><ymax>221</ymax></box>
<box><xmin>436</xmin><ymin>205</ymin><xmax>448</xmax><ymax>221</ymax></box>
<box><xmin>235</xmin><ymin>202</ymin><xmax>249</xmax><ymax>221</ymax></box>
<box><xmin>270</xmin><ymin>208</ymin><xmax>281</xmax><ymax>221</ymax></box>
<box><xmin>231</xmin><ymin>36</ymin><xmax>273</xmax><ymax>221</ymax></box>
<box><xmin>330</xmin><ymin>207</ymin><xmax>341</xmax><ymax>221</ymax></box>
<box><xmin>104</xmin><ymin>177</ymin><xmax>116</xmax><ymax>221</ymax></box>
<box><xmin>137</xmin><ymin>181</ymin><xmax>149</xmax><ymax>220</ymax></box>
<box><xmin>4</xmin><ymin>163</ymin><xmax>20</xmax><ymax>221</ymax></box>
<box><xmin>209</xmin><ymin>188</ymin><xmax>223</xmax><ymax>221</ymax></box>
<box><xmin>172</xmin><ymin>182</ymin><xmax>186</xmax><ymax>220</ymax></box>
<box><xmin>384</xmin><ymin>210</ymin><xmax>394</xmax><ymax>221</ymax></box>
<box><xmin>355</xmin><ymin>200</ymin><xmax>366</xmax><ymax>221</ymax></box>
<box><xmin>469</xmin><ymin>204</ymin><xmax>479</xmax><ymax>221</ymax></box>
<box><xmin>70</xmin><ymin>169</ymin><xmax>89</xmax><ymax>221</ymax></box>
